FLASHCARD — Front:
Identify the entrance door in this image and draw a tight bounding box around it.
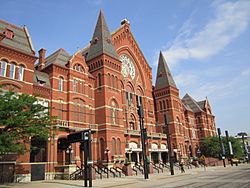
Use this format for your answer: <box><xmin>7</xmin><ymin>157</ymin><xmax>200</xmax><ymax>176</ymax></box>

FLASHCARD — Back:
<box><xmin>30</xmin><ymin>137</ymin><xmax>47</xmax><ymax>181</ymax></box>
<box><xmin>151</xmin><ymin>152</ymin><xmax>159</xmax><ymax>164</ymax></box>
<box><xmin>31</xmin><ymin>164</ymin><xmax>45</xmax><ymax>181</ymax></box>
<box><xmin>161</xmin><ymin>152</ymin><xmax>168</xmax><ymax>163</ymax></box>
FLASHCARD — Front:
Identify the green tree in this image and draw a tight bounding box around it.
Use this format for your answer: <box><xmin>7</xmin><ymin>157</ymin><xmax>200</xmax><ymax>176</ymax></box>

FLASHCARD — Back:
<box><xmin>201</xmin><ymin>136</ymin><xmax>244</xmax><ymax>159</ymax></box>
<box><xmin>201</xmin><ymin>136</ymin><xmax>221</xmax><ymax>158</ymax></box>
<box><xmin>0</xmin><ymin>90</ymin><xmax>55</xmax><ymax>154</ymax></box>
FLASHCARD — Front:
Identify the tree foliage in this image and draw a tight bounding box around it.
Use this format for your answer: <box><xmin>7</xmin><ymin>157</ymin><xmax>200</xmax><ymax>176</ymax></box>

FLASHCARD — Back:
<box><xmin>0</xmin><ymin>90</ymin><xmax>55</xmax><ymax>154</ymax></box>
<box><xmin>201</xmin><ymin>136</ymin><xmax>244</xmax><ymax>159</ymax></box>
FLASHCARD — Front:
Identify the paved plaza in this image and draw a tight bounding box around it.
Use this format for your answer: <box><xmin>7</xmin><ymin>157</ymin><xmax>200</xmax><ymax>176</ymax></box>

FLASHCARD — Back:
<box><xmin>1</xmin><ymin>164</ymin><xmax>249</xmax><ymax>188</ymax></box>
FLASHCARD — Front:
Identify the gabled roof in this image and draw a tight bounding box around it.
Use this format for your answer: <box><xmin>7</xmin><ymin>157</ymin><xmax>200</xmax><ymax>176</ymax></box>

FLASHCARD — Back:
<box><xmin>182</xmin><ymin>102</ymin><xmax>193</xmax><ymax>112</ymax></box>
<box><xmin>45</xmin><ymin>48</ymin><xmax>70</xmax><ymax>68</ymax></box>
<box><xmin>197</xmin><ymin>100</ymin><xmax>206</xmax><ymax>111</ymax></box>
<box><xmin>182</xmin><ymin>94</ymin><xmax>204</xmax><ymax>113</ymax></box>
<box><xmin>0</xmin><ymin>20</ymin><xmax>35</xmax><ymax>55</ymax></box>
<box><xmin>86</xmin><ymin>10</ymin><xmax>119</xmax><ymax>61</ymax></box>
<box><xmin>34</xmin><ymin>70</ymin><xmax>51</xmax><ymax>88</ymax></box>
<box><xmin>155</xmin><ymin>51</ymin><xmax>177</xmax><ymax>89</ymax></box>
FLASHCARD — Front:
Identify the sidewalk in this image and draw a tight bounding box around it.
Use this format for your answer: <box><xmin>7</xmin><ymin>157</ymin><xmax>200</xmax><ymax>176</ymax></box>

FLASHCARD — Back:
<box><xmin>1</xmin><ymin>164</ymin><xmax>247</xmax><ymax>188</ymax></box>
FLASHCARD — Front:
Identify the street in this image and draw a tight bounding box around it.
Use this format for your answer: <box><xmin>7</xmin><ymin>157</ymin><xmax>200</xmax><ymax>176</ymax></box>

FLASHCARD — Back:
<box><xmin>1</xmin><ymin>164</ymin><xmax>249</xmax><ymax>188</ymax></box>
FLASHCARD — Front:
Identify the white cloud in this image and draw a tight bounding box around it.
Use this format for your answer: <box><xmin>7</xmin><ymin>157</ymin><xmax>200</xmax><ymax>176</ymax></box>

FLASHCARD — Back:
<box><xmin>175</xmin><ymin>74</ymin><xmax>198</xmax><ymax>87</ymax></box>
<box><xmin>163</xmin><ymin>0</ymin><xmax>250</xmax><ymax>66</ymax></box>
<box><xmin>241</xmin><ymin>68</ymin><xmax>250</xmax><ymax>76</ymax></box>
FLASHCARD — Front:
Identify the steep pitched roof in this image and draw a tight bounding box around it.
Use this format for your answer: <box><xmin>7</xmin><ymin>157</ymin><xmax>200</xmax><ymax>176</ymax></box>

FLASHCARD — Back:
<box><xmin>182</xmin><ymin>94</ymin><xmax>204</xmax><ymax>113</ymax></box>
<box><xmin>45</xmin><ymin>48</ymin><xmax>70</xmax><ymax>68</ymax></box>
<box><xmin>197</xmin><ymin>100</ymin><xmax>206</xmax><ymax>111</ymax></box>
<box><xmin>86</xmin><ymin>10</ymin><xmax>119</xmax><ymax>61</ymax></box>
<box><xmin>182</xmin><ymin>102</ymin><xmax>193</xmax><ymax>112</ymax></box>
<box><xmin>155</xmin><ymin>51</ymin><xmax>177</xmax><ymax>89</ymax></box>
<box><xmin>0</xmin><ymin>20</ymin><xmax>35</xmax><ymax>55</ymax></box>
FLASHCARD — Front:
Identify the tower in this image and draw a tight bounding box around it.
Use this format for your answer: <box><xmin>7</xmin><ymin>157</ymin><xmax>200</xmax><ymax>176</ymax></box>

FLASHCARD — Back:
<box><xmin>154</xmin><ymin>51</ymin><xmax>186</xmax><ymax>160</ymax></box>
<box><xmin>86</xmin><ymin>11</ymin><xmax>123</xmax><ymax>163</ymax></box>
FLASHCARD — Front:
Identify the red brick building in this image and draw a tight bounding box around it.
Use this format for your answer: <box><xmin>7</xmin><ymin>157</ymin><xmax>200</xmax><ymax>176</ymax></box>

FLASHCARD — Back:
<box><xmin>0</xmin><ymin>11</ymin><xmax>216</xmax><ymax>182</ymax></box>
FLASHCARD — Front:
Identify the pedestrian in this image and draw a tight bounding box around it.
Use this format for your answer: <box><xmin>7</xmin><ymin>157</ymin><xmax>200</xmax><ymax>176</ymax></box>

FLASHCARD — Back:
<box><xmin>180</xmin><ymin>159</ymin><xmax>185</xmax><ymax>173</ymax></box>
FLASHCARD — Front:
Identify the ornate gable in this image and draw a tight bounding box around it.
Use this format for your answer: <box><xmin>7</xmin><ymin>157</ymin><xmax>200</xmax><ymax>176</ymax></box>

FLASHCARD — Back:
<box><xmin>112</xmin><ymin>21</ymin><xmax>152</xmax><ymax>89</ymax></box>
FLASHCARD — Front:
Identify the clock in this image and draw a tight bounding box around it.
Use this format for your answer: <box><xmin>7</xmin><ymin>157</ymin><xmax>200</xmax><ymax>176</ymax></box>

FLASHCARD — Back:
<box><xmin>120</xmin><ymin>54</ymin><xmax>135</xmax><ymax>79</ymax></box>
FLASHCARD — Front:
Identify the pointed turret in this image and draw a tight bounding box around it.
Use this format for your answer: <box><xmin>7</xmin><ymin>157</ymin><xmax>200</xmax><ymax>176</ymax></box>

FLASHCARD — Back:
<box><xmin>87</xmin><ymin>10</ymin><xmax>119</xmax><ymax>61</ymax></box>
<box><xmin>155</xmin><ymin>51</ymin><xmax>177</xmax><ymax>89</ymax></box>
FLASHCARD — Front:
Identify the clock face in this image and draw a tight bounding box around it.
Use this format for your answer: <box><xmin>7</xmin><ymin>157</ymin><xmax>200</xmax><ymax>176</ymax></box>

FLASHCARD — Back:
<box><xmin>120</xmin><ymin>54</ymin><xmax>135</xmax><ymax>79</ymax></box>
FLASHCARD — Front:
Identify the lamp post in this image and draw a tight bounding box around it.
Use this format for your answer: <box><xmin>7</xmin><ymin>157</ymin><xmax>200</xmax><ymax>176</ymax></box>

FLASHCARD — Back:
<box><xmin>66</xmin><ymin>145</ymin><xmax>73</xmax><ymax>164</ymax></box>
<box><xmin>138</xmin><ymin>105</ymin><xmax>149</xmax><ymax>179</ymax></box>
<box><xmin>104</xmin><ymin>148</ymin><xmax>109</xmax><ymax>163</ymax></box>
<box><xmin>164</xmin><ymin>114</ymin><xmax>174</xmax><ymax>175</ymax></box>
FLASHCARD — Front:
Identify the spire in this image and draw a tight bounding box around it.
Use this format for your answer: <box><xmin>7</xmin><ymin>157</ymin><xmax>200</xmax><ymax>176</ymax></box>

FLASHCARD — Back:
<box><xmin>155</xmin><ymin>51</ymin><xmax>177</xmax><ymax>89</ymax></box>
<box><xmin>87</xmin><ymin>10</ymin><xmax>119</xmax><ymax>61</ymax></box>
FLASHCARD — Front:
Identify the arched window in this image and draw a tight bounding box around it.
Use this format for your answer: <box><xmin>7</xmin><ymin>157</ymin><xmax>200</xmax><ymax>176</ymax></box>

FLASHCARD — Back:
<box><xmin>129</xmin><ymin>114</ymin><xmax>136</xmax><ymax>130</ymax></box>
<box><xmin>111</xmin><ymin>75</ymin><xmax>115</xmax><ymax>88</ymax></box>
<box><xmin>0</xmin><ymin>60</ymin><xmax>7</xmax><ymax>77</ymax></box>
<box><xmin>18</xmin><ymin>65</ymin><xmax>24</xmax><ymax>81</ymax></box>
<box><xmin>115</xmin><ymin>76</ymin><xmax>118</xmax><ymax>89</ymax></box>
<box><xmin>117</xmin><ymin>138</ymin><xmax>121</xmax><ymax>155</ymax></box>
<box><xmin>108</xmin><ymin>73</ymin><xmax>111</xmax><ymax>87</ymax></box>
<box><xmin>99</xmin><ymin>138</ymin><xmax>105</xmax><ymax>160</ymax></box>
<box><xmin>81</xmin><ymin>81</ymin><xmax>85</xmax><ymax>94</ymax></box>
<box><xmin>79</xmin><ymin>99</ymin><xmax>84</xmax><ymax>122</ymax></box>
<box><xmin>59</xmin><ymin>77</ymin><xmax>64</xmax><ymax>91</ymax></box>
<box><xmin>111</xmin><ymin>138</ymin><xmax>116</xmax><ymax>156</ymax></box>
<box><xmin>176</xmin><ymin>117</ymin><xmax>181</xmax><ymax>134</ymax></box>
<box><xmin>97</xmin><ymin>73</ymin><xmax>101</xmax><ymax>88</ymax></box>
<box><xmin>163</xmin><ymin>100</ymin><xmax>166</xmax><ymax>109</ymax></box>
<box><xmin>9</xmin><ymin>63</ymin><xmax>16</xmax><ymax>79</ymax></box>
<box><xmin>160</xmin><ymin>101</ymin><xmax>162</xmax><ymax>110</ymax></box>
<box><xmin>166</xmin><ymin>100</ymin><xmax>169</xmax><ymax>109</ymax></box>
<box><xmin>110</xmin><ymin>99</ymin><xmax>118</xmax><ymax>125</ymax></box>
<box><xmin>73</xmin><ymin>79</ymin><xmax>77</xmax><ymax>92</ymax></box>
<box><xmin>73</xmin><ymin>98</ymin><xmax>85</xmax><ymax>122</ymax></box>
<box><xmin>58</xmin><ymin>100</ymin><xmax>63</xmax><ymax>120</ymax></box>
<box><xmin>88</xmin><ymin>85</ymin><xmax>92</xmax><ymax>98</ymax></box>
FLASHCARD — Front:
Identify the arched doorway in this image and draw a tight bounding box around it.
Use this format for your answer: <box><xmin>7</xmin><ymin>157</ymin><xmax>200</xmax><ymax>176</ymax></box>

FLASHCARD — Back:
<box><xmin>30</xmin><ymin>137</ymin><xmax>47</xmax><ymax>181</ymax></box>
<box><xmin>57</xmin><ymin>137</ymin><xmax>70</xmax><ymax>165</ymax></box>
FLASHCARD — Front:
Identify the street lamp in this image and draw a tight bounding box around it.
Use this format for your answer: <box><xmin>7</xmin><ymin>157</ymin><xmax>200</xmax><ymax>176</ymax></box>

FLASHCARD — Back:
<box><xmin>104</xmin><ymin>147</ymin><xmax>109</xmax><ymax>163</ymax></box>
<box><xmin>164</xmin><ymin>113</ymin><xmax>174</xmax><ymax>175</ymax></box>
<box><xmin>66</xmin><ymin>145</ymin><xmax>73</xmax><ymax>164</ymax></box>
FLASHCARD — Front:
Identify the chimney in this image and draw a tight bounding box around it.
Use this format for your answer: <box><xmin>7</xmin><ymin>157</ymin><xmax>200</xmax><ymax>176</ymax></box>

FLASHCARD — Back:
<box><xmin>38</xmin><ymin>48</ymin><xmax>46</xmax><ymax>70</ymax></box>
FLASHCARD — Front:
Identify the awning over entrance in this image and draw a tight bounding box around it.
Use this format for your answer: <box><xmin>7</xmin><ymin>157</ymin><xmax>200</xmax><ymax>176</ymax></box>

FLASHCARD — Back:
<box><xmin>149</xmin><ymin>143</ymin><xmax>168</xmax><ymax>152</ymax></box>
<box><xmin>125</xmin><ymin>142</ymin><xmax>142</xmax><ymax>152</ymax></box>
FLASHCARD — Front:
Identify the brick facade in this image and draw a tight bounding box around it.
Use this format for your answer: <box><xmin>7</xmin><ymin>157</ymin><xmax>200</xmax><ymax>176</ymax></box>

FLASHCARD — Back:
<box><xmin>0</xmin><ymin>11</ymin><xmax>216</xmax><ymax>181</ymax></box>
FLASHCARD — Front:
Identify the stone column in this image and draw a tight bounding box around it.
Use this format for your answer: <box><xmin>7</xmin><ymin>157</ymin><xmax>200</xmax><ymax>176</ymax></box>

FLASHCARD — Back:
<box><xmin>158</xmin><ymin>151</ymin><xmax>162</xmax><ymax>163</ymax></box>
<box><xmin>149</xmin><ymin>151</ymin><xmax>152</xmax><ymax>162</ymax></box>
<box><xmin>137</xmin><ymin>152</ymin><xmax>140</xmax><ymax>163</ymax></box>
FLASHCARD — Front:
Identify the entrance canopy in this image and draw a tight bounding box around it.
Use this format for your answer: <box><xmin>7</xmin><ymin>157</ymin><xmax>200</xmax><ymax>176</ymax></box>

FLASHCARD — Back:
<box><xmin>125</xmin><ymin>142</ymin><xmax>142</xmax><ymax>152</ymax></box>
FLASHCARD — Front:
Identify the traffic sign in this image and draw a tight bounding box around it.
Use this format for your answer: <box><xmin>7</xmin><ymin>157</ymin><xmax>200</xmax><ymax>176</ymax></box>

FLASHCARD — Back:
<box><xmin>67</xmin><ymin>130</ymin><xmax>90</xmax><ymax>143</ymax></box>
<box><xmin>201</xmin><ymin>155</ymin><xmax>206</xmax><ymax>161</ymax></box>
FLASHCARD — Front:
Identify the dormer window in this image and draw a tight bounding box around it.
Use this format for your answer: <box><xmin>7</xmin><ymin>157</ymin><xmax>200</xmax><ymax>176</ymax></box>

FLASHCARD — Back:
<box><xmin>4</xmin><ymin>29</ymin><xmax>14</xmax><ymax>39</ymax></box>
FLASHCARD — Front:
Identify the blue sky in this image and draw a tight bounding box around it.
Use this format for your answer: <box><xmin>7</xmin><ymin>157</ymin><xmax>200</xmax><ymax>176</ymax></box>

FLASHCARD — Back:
<box><xmin>1</xmin><ymin>0</ymin><xmax>250</xmax><ymax>136</ymax></box>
